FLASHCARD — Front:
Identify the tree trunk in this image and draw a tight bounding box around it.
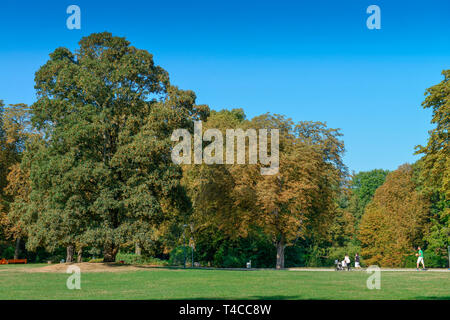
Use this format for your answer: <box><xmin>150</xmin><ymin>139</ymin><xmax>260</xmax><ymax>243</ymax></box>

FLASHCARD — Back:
<box><xmin>276</xmin><ymin>236</ymin><xmax>285</xmax><ymax>269</ymax></box>
<box><xmin>77</xmin><ymin>247</ymin><xmax>83</xmax><ymax>263</ymax></box>
<box><xmin>135</xmin><ymin>242</ymin><xmax>141</xmax><ymax>256</ymax></box>
<box><xmin>103</xmin><ymin>243</ymin><xmax>118</xmax><ymax>262</ymax></box>
<box><xmin>14</xmin><ymin>238</ymin><xmax>21</xmax><ymax>260</ymax></box>
<box><xmin>66</xmin><ymin>245</ymin><xmax>74</xmax><ymax>263</ymax></box>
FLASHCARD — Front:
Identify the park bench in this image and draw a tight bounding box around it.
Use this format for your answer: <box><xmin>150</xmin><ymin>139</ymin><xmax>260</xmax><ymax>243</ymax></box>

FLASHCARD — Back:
<box><xmin>0</xmin><ymin>259</ymin><xmax>27</xmax><ymax>264</ymax></box>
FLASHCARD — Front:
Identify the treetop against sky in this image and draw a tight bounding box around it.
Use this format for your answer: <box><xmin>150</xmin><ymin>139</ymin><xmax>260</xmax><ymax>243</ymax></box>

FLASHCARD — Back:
<box><xmin>1</xmin><ymin>0</ymin><xmax>449</xmax><ymax>172</ymax></box>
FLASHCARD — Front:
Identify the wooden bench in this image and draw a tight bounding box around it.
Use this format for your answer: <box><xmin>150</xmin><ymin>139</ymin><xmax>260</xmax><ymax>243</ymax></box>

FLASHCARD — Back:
<box><xmin>1</xmin><ymin>259</ymin><xmax>28</xmax><ymax>264</ymax></box>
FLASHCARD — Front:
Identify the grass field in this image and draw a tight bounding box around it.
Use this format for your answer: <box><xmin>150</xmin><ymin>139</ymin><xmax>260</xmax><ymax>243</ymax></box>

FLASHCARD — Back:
<box><xmin>1</xmin><ymin>264</ymin><xmax>449</xmax><ymax>300</ymax></box>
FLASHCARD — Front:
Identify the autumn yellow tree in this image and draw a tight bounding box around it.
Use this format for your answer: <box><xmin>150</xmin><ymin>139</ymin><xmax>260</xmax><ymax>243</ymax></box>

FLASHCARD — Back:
<box><xmin>359</xmin><ymin>164</ymin><xmax>430</xmax><ymax>267</ymax></box>
<box><xmin>0</xmin><ymin>103</ymin><xmax>34</xmax><ymax>259</ymax></box>
<box><xmin>184</xmin><ymin>111</ymin><xmax>345</xmax><ymax>269</ymax></box>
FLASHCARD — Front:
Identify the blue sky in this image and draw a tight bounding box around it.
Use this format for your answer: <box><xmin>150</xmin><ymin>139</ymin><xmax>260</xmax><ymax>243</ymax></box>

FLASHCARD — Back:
<box><xmin>1</xmin><ymin>0</ymin><xmax>449</xmax><ymax>173</ymax></box>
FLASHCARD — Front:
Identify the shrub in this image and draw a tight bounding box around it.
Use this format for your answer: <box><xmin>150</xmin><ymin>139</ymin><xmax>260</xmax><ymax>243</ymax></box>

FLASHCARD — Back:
<box><xmin>424</xmin><ymin>249</ymin><xmax>448</xmax><ymax>268</ymax></box>
<box><xmin>0</xmin><ymin>245</ymin><xmax>15</xmax><ymax>259</ymax></box>
<box><xmin>169</xmin><ymin>246</ymin><xmax>192</xmax><ymax>266</ymax></box>
<box><xmin>326</xmin><ymin>243</ymin><xmax>363</xmax><ymax>267</ymax></box>
<box><xmin>402</xmin><ymin>254</ymin><xmax>417</xmax><ymax>268</ymax></box>
<box><xmin>116</xmin><ymin>253</ymin><xmax>168</xmax><ymax>266</ymax></box>
<box><xmin>402</xmin><ymin>249</ymin><xmax>447</xmax><ymax>268</ymax></box>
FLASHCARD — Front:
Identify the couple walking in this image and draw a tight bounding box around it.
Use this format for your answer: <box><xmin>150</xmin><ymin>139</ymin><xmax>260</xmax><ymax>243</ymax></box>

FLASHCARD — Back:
<box><xmin>341</xmin><ymin>253</ymin><xmax>361</xmax><ymax>270</ymax></box>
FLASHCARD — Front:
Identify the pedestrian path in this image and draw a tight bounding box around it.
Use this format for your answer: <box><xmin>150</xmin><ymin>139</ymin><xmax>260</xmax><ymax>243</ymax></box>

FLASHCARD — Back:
<box><xmin>288</xmin><ymin>267</ymin><xmax>450</xmax><ymax>272</ymax></box>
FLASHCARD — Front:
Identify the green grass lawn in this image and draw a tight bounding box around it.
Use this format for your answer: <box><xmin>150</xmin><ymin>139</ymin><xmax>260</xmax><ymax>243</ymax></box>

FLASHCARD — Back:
<box><xmin>1</xmin><ymin>266</ymin><xmax>449</xmax><ymax>300</ymax></box>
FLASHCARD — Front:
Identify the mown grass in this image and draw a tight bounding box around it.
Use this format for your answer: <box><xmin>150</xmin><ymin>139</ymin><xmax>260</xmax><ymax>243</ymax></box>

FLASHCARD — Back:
<box><xmin>0</xmin><ymin>266</ymin><xmax>449</xmax><ymax>300</ymax></box>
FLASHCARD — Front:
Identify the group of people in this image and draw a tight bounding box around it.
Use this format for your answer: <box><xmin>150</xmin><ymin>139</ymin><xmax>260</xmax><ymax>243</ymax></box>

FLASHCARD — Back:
<box><xmin>335</xmin><ymin>248</ymin><xmax>426</xmax><ymax>271</ymax></box>
<box><xmin>336</xmin><ymin>253</ymin><xmax>361</xmax><ymax>271</ymax></box>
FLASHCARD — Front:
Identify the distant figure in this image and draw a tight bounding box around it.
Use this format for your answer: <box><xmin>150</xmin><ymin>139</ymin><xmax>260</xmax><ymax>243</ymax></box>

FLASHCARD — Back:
<box><xmin>355</xmin><ymin>253</ymin><xmax>361</xmax><ymax>269</ymax></box>
<box><xmin>344</xmin><ymin>254</ymin><xmax>351</xmax><ymax>271</ymax></box>
<box><xmin>416</xmin><ymin>246</ymin><xmax>426</xmax><ymax>270</ymax></box>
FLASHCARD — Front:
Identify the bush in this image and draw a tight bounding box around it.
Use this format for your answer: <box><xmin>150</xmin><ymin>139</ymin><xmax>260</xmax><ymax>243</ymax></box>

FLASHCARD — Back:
<box><xmin>46</xmin><ymin>255</ymin><xmax>66</xmax><ymax>263</ymax></box>
<box><xmin>194</xmin><ymin>228</ymin><xmax>276</xmax><ymax>268</ymax></box>
<box><xmin>284</xmin><ymin>246</ymin><xmax>307</xmax><ymax>268</ymax></box>
<box><xmin>220</xmin><ymin>249</ymin><xmax>247</xmax><ymax>268</ymax></box>
<box><xmin>326</xmin><ymin>243</ymin><xmax>363</xmax><ymax>267</ymax></box>
<box><xmin>402</xmin><ymin>254</ymin><xmax>417</xmax><ymax>268</ymax></box>
<box><xmin>33</xmin><ymin>247</ymin><xmax>66</xmax><ymax>263</ymax></box>
<box><xmin>402</xmin><ymin>249</ymin><xmax>448</xmax><ymax>268</ymax></box>
<box><xmin>169</xmin><ymin>246</ymin><xmax>192</xmax><ymax>266</ymax></box>
<box><xmin>424</xmin><ymin>249</ymin><xmax>448</xmax><ymax>268</ymax></box>
<box><xmin>116</xmin><ymin>253</ymin><xmax>168</xmax><ymax>266</ymax></box>
<box><xmin>305</xmin><ymin>245</ymin><xmax>327</xmax><ymax>267</ymax></box>
<box><xmin>0</xmin><ymin>245</ymin><xmax>15</xmax><ymax>259</ymax></box>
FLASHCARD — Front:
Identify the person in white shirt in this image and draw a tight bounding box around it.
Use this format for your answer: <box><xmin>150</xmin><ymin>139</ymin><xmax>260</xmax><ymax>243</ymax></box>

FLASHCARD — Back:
<box><xmin>344</xmin><ymin>254</ymin><xmax>351</xmax><ymax>271</ymax></box>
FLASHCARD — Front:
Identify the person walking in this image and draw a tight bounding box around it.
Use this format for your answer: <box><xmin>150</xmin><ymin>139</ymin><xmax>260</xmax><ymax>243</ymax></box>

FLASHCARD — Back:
<box><xmin>355</xmin><ymin>253</ymin><xmax>361</xmax><ymax>269</ymax></box>
<box><xmin>344</xmin><ymin>254</ymin><xmax>351</xmax><ymax>271</ymax></box>
<box><xmin>416</xmin><ymin>246</ymin><xmax>426</xmax><ymax>270</ymax></box>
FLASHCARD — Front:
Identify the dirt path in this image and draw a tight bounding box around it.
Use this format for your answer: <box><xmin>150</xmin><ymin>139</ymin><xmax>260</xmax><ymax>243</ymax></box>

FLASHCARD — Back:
<box><xmin>0</xmin><ymin>262</ymin><xmax>162</xmax><ymax>273</ymax></box>
<box><xmin>288</xmin><ymin>267</ymin><xmax>450</xmax><ymax>272</ymax></box>
<box><xmin>1</xmin><ymin>263</ymin><xmax>449</xmax><ymax>273</ymax></box>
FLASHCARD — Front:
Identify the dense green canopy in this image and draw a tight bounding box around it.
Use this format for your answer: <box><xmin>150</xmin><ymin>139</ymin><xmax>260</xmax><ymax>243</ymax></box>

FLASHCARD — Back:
<box><xmin>9</xmin><ymin>32</ymin><xmax>209</xmax><ymax>261</ymax></box>
<box><xmin>0</xmin><ymin>34</ymin><xmax>448</xmax><ymax>268</ymax></box>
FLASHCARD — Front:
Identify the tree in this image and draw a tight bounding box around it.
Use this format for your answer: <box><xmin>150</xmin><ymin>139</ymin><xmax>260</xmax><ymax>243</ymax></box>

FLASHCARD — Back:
<box><xmin>358</xmin><ymin>164</ymin><xmax>430</xmax><ymax>266</ymax></box>
<box><xmin>182</xmin><ymin>109</ymin><xmax>247</xmax><ymax>265</ymax></box>
<box><xmin>244</xmin><ymin>118</ymin><xmax>345</xmax><ymax>269</ymax></box>
<box><xmin>0</xmin><ymin>100</ymin><xmax>8</xmax><ymax>245</ymax></box>
<box><xmin>414</xmin><ymin>70</ymin><xmax>450</xmax><ymax>262</ymax></box>
<box><xmin>347</xmin><ymin>169</ymin><xmax>389</xmax><ymax>224</ymax></box>
<box><xmin>19</xmin><ymin>32</ymin><xmax>208</xmax><ymax>262</ymax></box>
<box><xmin>415</xmin><ymin>70</ymin><xmax>450</xmax><ymax>198</ymax></box>
<box><xmin>185</xmin><ymin>112</ymin><xmax>346</xmax><ymax>268</ymax></box>
<box><xmin>0</xmin><ymin>103</ymin><xmax>34</xmax><ymax>259</ymax></box>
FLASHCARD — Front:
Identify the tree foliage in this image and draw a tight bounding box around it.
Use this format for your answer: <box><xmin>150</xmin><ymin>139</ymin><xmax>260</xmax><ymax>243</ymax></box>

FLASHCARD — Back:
<box><xmin>414</xmin><ymin>69</ymin><xmax>450</xmax><ymax>260</ymax></box>
<box><xmin>347</xmin><ymin>169</ymin><xmax>389</xmax><ymax>224</ymax></box>
<box><xmin>13</xmin><ymin>32</ymin><xmax>208</xmax><ymax>261</ymax></box>
<box><xmin>358</xmin><ymin>164</ymin><xmax>430</xmax><ymax>266</ymax></box>
<box><xmin>184</xmin><ymin>111</ymin><xmax>346</xmax><ymax>268</ymax></box>
<box><xmin>1</xmin><ymin>35</ymin><xmax>448</xmax><ymax>269</ymax></box>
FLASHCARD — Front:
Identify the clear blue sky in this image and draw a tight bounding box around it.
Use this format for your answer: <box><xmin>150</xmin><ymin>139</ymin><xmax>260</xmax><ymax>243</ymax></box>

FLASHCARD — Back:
<box><xmin>1</xmin><ymin>0</ymin><xmax>449</xmax><ymax>173</ymax></box>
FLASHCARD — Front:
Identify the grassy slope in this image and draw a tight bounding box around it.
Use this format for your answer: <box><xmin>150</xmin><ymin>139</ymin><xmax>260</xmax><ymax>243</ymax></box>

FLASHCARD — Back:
<box><xmin>1</xmin><ymin>267</ymin><xmax>449</xmax><ymax>300</ymax></box>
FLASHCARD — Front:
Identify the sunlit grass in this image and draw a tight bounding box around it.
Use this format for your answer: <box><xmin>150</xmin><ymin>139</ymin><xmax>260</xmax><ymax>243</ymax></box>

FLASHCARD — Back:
<box><xmin>1</xmin><ymin>267</ymin><xmax>449</xmax><ymax>300</ymax></box>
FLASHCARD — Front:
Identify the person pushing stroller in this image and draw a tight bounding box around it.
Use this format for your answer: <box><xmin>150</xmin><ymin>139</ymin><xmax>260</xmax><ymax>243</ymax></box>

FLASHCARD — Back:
<box><xmin>335</xmin><ymin>254</ymin><xmax>352</xmax><ymax>271</ymax></box>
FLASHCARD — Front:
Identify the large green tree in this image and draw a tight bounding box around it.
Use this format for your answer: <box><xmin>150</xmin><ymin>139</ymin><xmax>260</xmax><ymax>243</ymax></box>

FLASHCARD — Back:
<box><xmin>17</xmin><ymin>32</ymin><xmax>208</xmax><ymax>262</ymax></box>
<box><xmin>415</xmin><ymin>69</ymin><xmax>450</xmax><ymax>262</ymax></box>
<box><xmin>347</xmin><ymin>169</ymin><xmax>389</xmax><ymax>224</ymax></box>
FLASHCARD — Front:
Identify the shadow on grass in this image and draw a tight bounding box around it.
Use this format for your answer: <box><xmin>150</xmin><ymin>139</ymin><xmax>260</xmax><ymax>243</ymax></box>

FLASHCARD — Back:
<box><xmin>414</xmin><ymin>296</ymin><xmax>450</xmax><ymax>300</ymax></box>
<box><xmin>178</xmin><ymin>295</ymin><xmax>304</xmax><ymax>300</ymax></box>
<box><xmin>178</xmin><ymin>296</ymin><xmax>450</xmax><ymax>300</ymax></box>
<box><xmin>133</xmin><ymin>265</ymin><xmax>276</xmax><ymax>272</ymax></box>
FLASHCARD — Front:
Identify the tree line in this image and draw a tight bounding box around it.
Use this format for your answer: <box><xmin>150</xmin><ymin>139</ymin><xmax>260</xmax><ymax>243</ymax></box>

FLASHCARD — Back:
<box><xmin>0</xmin><ymin>33</ymin><xmax>448</xmax><ymax>268</ymax></box>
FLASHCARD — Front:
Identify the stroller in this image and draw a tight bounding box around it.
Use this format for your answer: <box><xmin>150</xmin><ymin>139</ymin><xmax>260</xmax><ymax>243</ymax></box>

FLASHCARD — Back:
<box><xmin>335</xmin><ymin>259</ymin><xmax>345</xmax><ymax>271</ymax></box>
<box><xmin>335</xmin><ymin>259</ymin><xmax>351</xmax><ymax>271</ymax></box>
